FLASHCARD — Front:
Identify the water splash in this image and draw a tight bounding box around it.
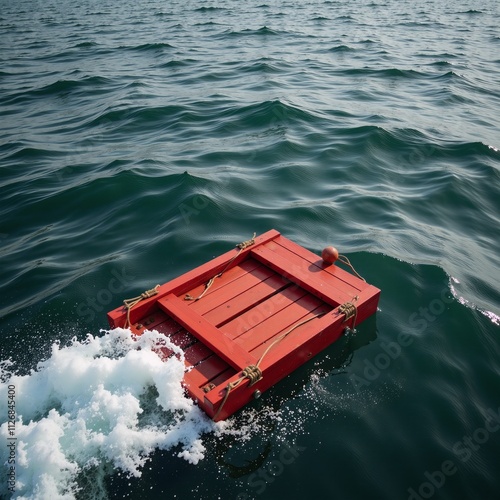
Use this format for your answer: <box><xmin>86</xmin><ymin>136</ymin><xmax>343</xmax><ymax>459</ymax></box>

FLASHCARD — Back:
<box><xmin>0</xmin><ymin>329</ymin><xmax>220</xmax><ymax>499</ymax></box>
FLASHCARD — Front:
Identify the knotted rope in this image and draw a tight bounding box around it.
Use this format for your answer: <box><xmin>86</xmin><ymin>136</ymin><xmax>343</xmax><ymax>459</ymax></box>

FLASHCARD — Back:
<box><xmin>123</xmin><ymin>285</ymin><xmax>160</xmax><ymax>328</ymax></box>
<box><xmin>212</xmin><ymin>311</ymin><xmax>325</xmax><ymax>420</ymax></box>
<box><xmin>185</xmin><ymin>233</ymin><xmax>256</xmax><ymax>302</ymax></box>
<box><xmin>337</xmin><ymin>295</ymin><xmax>359</xmax><ymax>330</ymax></box>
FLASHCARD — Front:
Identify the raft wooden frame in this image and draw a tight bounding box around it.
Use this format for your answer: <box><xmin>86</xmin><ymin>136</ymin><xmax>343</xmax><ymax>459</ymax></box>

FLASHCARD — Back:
<box><xmin>107</xmin><ymin>229</ymin><xmax>380</xmax><ymax>421</ymax></box>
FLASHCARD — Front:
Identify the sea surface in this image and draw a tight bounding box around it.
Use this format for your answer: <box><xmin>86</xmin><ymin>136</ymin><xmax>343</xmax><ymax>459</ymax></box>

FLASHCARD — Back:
<box><xmin>1</xmin><ymin>0</ymin><xmax>499</xmax><ymax>499</ymax></box>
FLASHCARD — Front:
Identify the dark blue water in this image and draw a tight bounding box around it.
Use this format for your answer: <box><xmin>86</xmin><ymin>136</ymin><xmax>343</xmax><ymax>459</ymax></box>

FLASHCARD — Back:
<box><xmin>1</xmin><ymin>0</ymin><xmax>499</xmax><ymax>499</ymax></box>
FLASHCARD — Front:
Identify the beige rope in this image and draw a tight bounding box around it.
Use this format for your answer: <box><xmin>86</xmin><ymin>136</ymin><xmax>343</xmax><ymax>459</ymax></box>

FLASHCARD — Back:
<box><xmin>185</xmin><ymin>233</ymin><xmax>256</xmax><ymax>302</ymax></box>
<box><xmin>212</xmin><ymin>311</ymin><xmax>325</xmax><ymax>420</ymax></box>
<box><xmin>337</xmin><ymin>295</ymin><xmax>359</xmax><ymax>330</ymax></box>
<box><xmin>337</xmin><ymin>254</ymin><xmax>366</xmax><ymax>282</ymax></box>
<box><xmin>123</xmin><ymin>285</ymin><xmax>160</xmax><ymax>328</ymax></box>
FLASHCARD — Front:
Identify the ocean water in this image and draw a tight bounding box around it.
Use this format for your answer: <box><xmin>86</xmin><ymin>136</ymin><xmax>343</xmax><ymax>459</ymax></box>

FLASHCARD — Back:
<box><xmin>1</xmin><ymin>0</ymin><xmax>499</xmax><ymax>498</ymax></box>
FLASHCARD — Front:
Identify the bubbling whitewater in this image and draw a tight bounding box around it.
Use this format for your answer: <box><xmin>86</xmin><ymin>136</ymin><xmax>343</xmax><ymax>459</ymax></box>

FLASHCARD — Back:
<box><xmin>0</xmin><ymin>329</ymin><xmax>225</xmax><ymax>499</ymax></box>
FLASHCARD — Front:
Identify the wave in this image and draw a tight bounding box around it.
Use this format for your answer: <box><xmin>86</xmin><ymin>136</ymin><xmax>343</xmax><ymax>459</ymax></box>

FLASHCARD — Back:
<box><xmin>335</xmin><ymin>15</ymin><xmax>354</xmax><ymax>21</ymax></box>
<box><xmin>329</xmin><ymin>44</ymin><xmax>356</xmax><ymax>52</ymax></box>
<box><xmin>240</xmin><ymin>59</ymin><xmax>285</xmax><ymax>74</ymax></box>
<box><xmin>457</xmin><ymin>9</ymin><xmax>483</xmax><ymax>15</ymax></box>
<box><xmin>194</xmin><ymin>6</ymin><xmax>227</xmax><ymax>12</ymax></box>
<box><xmin>157</xmin><ymin>58</ymin><xmax>197</xmax><ymax>69</ymax></box>
<box><xmin>73</xmin><ymin>41</ymin><xmax>98</xmax><ymax>49</ymax></box>
<box><xmin>340</xmin><ymin>67</ymin><xmax>432</xmax><ymax>79</ymax></box>
<box><xmin>115</xmin><ymin>42</ymin><xmax>175</xmax><ymax>53</ymax></box>
<box><xmin>0</xmin><ymin>76</ymin><xmax>115</xmax><ymax>106</ymax></box>
<box><xmin>226</xmin><ymin>26</ymin><xmax>283</xmax><ymax>37</ymax></box>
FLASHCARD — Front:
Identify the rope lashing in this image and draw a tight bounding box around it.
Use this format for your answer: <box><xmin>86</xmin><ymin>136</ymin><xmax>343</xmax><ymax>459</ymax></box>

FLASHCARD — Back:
<box><xmin>185</xmin><ymin>233</ymin><xmax>256</xmax><ymax>302</ymax></box>
<box><xmin>337</xmin><ymin>295</ymin><xmax>359</xmax><ymax>330</ymax></box>
<box><xmin>237</xmin><ymin>233</ymin><xmax>257</xmax><ymax>250</ymax></box>
<box><xmin>241</xmin><ymin>364</ymin><xmax>263</xmax><ymax>386</ymax></box>
<box><xmin>123</xmin><ymin>285</ymin><xmax>160</xmax><ymax>328</ymax></box>
<box><xmin>212</xmin><ymin>311</ymin><xmax>325</xmax><ymax>421</ymax></box>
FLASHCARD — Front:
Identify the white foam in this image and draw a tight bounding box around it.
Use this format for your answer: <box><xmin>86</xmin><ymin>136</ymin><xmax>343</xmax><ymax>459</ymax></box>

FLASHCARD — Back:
<box><xmin>0</xmin><ymin>328</ymin><xmax>221</xmax><ymax>499</ymax></box>
<box><xmin>449</xmin><ymin>276</ymin><xmax>499</xmax><ymax>326</ymax></box>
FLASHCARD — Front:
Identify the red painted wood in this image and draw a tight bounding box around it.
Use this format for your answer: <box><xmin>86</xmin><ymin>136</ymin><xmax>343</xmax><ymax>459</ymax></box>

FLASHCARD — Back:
<box><xmin>127</xmin><ymin>323</ymin><xmax>194</xmax><ymax>362</ymax></box>
<box><xmin>169</xmin><ymin>330</ymin><xmax>195</xmax><ymax>349</ymax></box>
<box><xmin>188</xmin><ymin>263</ymin><xmax>280</xmax><ymax>317</ymax></box>
<box><xmin>250</xmin><ymin>245</ymin><xmax>357</xmax><ymax>307</ymax></box>
<box><xmin>184</xmin><ymin>341</ymin><xmax>212</xmax><ymax>365</ymax></box>
<box><xmin>220</xmin><ymin>284</ymin><xmax>308</xmax><ymax>340</ymax></box>
<box><xmin>250</xmin><ymin>304</ymin><xmax>330</xmax><ymax>360</ymax></box>
<box><xmin>127</xmin><ymin>309</ymin><xmax>170</xmax><ymax>334</ymax></box>
<box><xmin>238</xmin><ymin>295</ymin><xmax>330</xmax><ymax>354</ymax></box>
<box><xmin>157</xmin><ymin>293</ymin><xmax>257</xmax><ymax>370</ymax></box>
<box><xmin>270</xmin><ymin>236</ymin><xmax>367</xmax><ymax>290</ymax></box>
<box><xmin>203</xmin><ymin>312</ymin><xmax>348</xmax><ymax>420</ymax></box>
<box><xmin>191</xmin><ymin>355</ymin><xmax>230</xmax><ymax>386</ymax></box>
<box><xmin>153</xmin><ymin>320</ymin><xmax>189</xmax><ymax>340</ymax></box>
<box><xmin>257</xmin><ymin>314</ymin><xmax>344</xmax><ymax>374</ymax></box>
<box><xmin>183</xmin><ymin>355</ymin><xmax>233</xmax><ymax>404</ymax></box>
<box><xmin>201</xmin><ymin>287</ymin><xmax>379</xmax><ymax>420</ymax></box>
<box><xmin>206</xmin><ymin>367</ymin><xmax>235</xmax><ymax>389</ymax></box>
<box><xmin>107</xmin><ymin>229</ymin><xmax>282</xmax><ymax>328</ymax></box>
<box><xmin>203</xmin><ymin>273</ymin><xmax>290</xmax><ymax>327</ymax></box>
<box><xmin>183</xmin><ymin>259</ymin><xmax>264</xmax><ymax>311</ymax></box>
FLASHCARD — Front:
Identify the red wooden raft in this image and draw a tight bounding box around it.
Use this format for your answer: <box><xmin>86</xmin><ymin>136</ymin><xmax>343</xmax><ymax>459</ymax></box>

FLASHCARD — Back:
<box><xmin>107</xmin><ymin>230</ymin><xmax>380</xmax><ymax>421</ymax></box>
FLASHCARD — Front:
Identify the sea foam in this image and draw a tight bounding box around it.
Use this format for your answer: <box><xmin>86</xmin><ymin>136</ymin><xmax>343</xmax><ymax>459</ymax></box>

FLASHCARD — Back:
<box><xmin>0</xmin><ymin>328</ymin><xmax>221</xmax><ymax>499</ymax></box>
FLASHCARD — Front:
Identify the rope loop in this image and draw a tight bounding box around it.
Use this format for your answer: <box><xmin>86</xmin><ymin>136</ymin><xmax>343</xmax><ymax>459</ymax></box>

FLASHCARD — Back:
<box><xmin>123</xmin><ymin>285</ymin><xmax>160</xmax><ymax>328</ymax></box>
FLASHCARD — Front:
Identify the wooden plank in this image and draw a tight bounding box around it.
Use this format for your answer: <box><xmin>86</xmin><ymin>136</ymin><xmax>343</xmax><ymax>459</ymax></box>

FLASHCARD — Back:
<box><xmin>168</xmin><ymin>330</ymin><xmax>196</xmax><ymax>349</ymax></box>
<box><xmin>262</xmin><ymin>238</ymin><xmax>362</xmax><ymax>296</ymax></box>
<box><xmin>237</xmin><ymin>293</ymin><xmax>329</xmax><ymax>353</ymax></box>
<box><xmin>219</xmin><ymin>283</ymin><xmax>308</xmax><ymax>339</ymax></box>
<box><xmin>184</xmin><ymin>342</ymin><xmax>213</xmax><ymax>366</ymax></box>
<box><xmin>128</xmin><ymin>309</ymin><xmax>170</xmax><ymax>334</ymax></box>
<box><xmin>200</xmin><ymin>277</ymin><xmax>380</xmax><ymax>419</ymax></box>
<box><xmin>107</xmin><ymin>229</ymin><xmax>282</xmax><ymax>328</ymax></box>
<box><xmin>188</xmin><ymin>263</ymin><xmax>278</xmax><ymax>316</ymax></box>
<box><xmin>250</xmin><ymin>245</ymin><xmax>357</xmax><ymax>307</ymax></box>
<box><xmin>256</xmin><ymin>310</ymin><xmax>345</xmax><ymax>371</ymax></box>
<box><xmin>158</xmin><ymin>293</ymin><xmax>257</xmax><ymax>370</ymax></box>
<box><xmin>270</xmin><ymin>236</ymin><xmax>367</xmax><ymax>291</ymax></box>
<box><xmin>203</xmin><ymin>273</ymin><xmax>290</xmax><ymax>326</ymax></box>
<box><xmin>153</xmin><ymin>319</ymin><xmax>188</xmax><ymax>338</ymax></box>
<box><xmin>183</xmin><ymin>258</ymin><xmax>264</xmax><ymax>310</ymax></box>
<box><xmin>204</xmin><ymin>367</ymin><xmax>235</xmax><ymax>388</ymax></box>
<box><xmin>142</xmin><ymin>317</ymin><xmax>184</xmax><ymax>337</ymax></box>
<box><xmin>183</xmin><ymin>353</ymin><xmax>232</xmax><ymax>399</ymax></box>
<box><xmin>190</xmin><ymin>355</ymin><xmax>230</xmax><ymax>387</ymax></box>
<box><xmin>250</xmin><ymin>304</ymin><xmax>330</xmax><ymax>359</ymax></box>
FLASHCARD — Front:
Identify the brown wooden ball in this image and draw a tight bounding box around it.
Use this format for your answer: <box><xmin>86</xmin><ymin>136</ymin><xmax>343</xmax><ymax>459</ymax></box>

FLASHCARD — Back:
<box><xmin>321</xmin><ymin>246</ymin><xmax>339</xmax><ymax>264</ymax></box>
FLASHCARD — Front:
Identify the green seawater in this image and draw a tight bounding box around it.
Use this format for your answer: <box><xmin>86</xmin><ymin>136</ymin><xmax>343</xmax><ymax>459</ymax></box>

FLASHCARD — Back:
<box><xmin>1</xmin><ymin>0</ymin><xmax>499</xmax><ymax>499</ymax></box>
